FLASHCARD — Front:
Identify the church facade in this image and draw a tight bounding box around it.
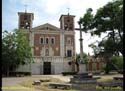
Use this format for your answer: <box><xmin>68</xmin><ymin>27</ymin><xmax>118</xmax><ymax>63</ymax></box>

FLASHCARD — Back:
<box><xmin>16</xmin><ymin>12</ymin><xmax>76</xmax><ymax>74</ymax></box>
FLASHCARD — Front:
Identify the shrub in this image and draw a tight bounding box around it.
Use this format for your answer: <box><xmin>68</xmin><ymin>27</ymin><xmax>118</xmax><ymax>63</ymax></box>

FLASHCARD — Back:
<box><xmin>9</xmin><ymin>72</ymin><xmax>31</xmax><ymax>77</ymax></box>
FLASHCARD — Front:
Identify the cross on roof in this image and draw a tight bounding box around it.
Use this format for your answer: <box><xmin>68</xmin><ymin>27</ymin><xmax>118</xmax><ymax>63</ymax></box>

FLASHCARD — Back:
<box><xmin>67</xmin><ymin>7</ymin><xmax>70</xmax><ymax>15</ymax></box>
<box><xmin>24</xmin><ymin>4</ymin><xmax>28</xmax><ymax>13</ymax></box>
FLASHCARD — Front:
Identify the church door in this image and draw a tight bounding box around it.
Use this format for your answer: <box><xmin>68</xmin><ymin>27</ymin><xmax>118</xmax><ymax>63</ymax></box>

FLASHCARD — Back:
<box><xmin>43</xmin><ymin>62</ymin><xmax>51</xmax><ymax>74</ymax></box>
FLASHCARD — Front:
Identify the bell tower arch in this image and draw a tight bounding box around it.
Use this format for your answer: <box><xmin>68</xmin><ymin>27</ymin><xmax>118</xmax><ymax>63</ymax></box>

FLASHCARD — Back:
<box><xmin>18</xmin><ymin>6</ymin><xmax>34</xmax><ymax>30</ymax></box>
<box><xmin>59</xmin><ymin>14</ymin><xmax>75</xmax><ymax>31</ymax></box>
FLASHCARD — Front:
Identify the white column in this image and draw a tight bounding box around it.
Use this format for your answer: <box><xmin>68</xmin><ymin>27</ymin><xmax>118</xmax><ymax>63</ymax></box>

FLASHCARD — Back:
<box><xmin>31</xmin><ymin>32</ymin><xmax>34</xmax><ymax>56</ymax></box>
<box><xmin>60</xmin><ymin>31</ymin><xmax>65</xmax><ymax>57</ymax></box>
<box><xmin>73</xmin><ymin>32</ymin><xmax>76</xmax><ymax>57</ymax></box>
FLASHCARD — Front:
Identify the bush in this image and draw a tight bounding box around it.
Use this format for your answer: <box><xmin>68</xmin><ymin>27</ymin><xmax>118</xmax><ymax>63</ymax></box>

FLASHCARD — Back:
<box><xmin>102</xmin><ymin>56</ymin><xmax>123</xmax><ymax>74</ymax></box>
<box><xmin>9</xmin><ymin>72</ymin><xmax>31</xmax><ymax>77</ymax></box>
<box><xmin>62</xmin><ymin>72</ymin><xmax>77</xmax><ymax>76</ymax></box>
<box><xmin>118</xmin><ymin>69</ymin><xmax>123</xmax><ymax>74</ymax></box>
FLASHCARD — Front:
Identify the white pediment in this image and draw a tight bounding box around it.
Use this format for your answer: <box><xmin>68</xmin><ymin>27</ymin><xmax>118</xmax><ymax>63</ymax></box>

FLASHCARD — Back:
<box><xmin>31</xmin><ymin>23</ymin><xmax>61</xmax><ymax>31</ymax></box>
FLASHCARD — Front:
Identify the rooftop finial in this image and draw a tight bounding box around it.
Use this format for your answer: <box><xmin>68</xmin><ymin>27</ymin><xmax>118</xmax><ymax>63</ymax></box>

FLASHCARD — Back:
<box><xmin>67</xmin><ymin>7</ymin><xmax>70</xmax><ymax>15</ymax></box>
<box><xmin>24</xmin><ymin>4</ymin><xmax>28</xmax><ymax>13</ymax></box>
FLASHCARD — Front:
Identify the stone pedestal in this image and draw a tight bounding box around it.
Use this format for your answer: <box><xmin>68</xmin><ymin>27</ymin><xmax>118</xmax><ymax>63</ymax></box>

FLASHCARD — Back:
<box><xmin>78</xmin><ymin>64</ymin><xmax>86</xmax><ymax>73</ymax></box>
<box><xmin>70</xmin><ymin>72</ymin><xmax>100</xmax><ymax>84</ymax></box>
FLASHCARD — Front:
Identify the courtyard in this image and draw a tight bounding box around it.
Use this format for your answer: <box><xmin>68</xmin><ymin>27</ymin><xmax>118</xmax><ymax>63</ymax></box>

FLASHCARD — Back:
<box><xmin>2</xmin><ymin>73</ymin><xmax>123</xmax><ymax>91</ymax></box>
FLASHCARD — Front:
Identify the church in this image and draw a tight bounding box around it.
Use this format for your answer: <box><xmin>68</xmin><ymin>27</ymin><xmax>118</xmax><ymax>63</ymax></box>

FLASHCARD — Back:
<box><xmin>16</xmin><ymin>11</ymin><xmax>76</xmax><ymax>74</ymax></box>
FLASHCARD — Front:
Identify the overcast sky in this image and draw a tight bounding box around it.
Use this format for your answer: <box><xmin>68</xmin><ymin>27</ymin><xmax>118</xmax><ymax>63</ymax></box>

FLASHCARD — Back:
<box><xmin>2</xmin><ymin>0</ymin><xmax>113</xmax><ymax>55</ymax></box>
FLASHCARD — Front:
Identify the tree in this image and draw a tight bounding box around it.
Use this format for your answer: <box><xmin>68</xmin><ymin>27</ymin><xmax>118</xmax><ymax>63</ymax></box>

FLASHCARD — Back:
<box><xmin>79</xmin><ymin>0</ymin><xmax>123</xmax><ymax>56</ymax></box>
<box><xmin>2</xmin><ymin>29</ymin><xmax>33</xmax><ymax>76</ymax></box>
<box><xmin>110</xmin><ymin>56</ymin><xmax>123</xmax><ymax>70</ymax></box>
<box><xmin>103</xmin><ymin>56</ymin><xmax>123</xmax><ymax>73</ymax></box>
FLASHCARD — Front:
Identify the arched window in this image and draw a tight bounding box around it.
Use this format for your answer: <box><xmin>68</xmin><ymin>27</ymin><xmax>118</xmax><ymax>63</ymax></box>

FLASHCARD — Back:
<box><xmin>40</xmin><ymin>37</ymin><xmax>44</xmax><ymax>44</ymax></box>
<box><xmin>69</xmin><ymin>24</ymin><xmax>73</xmax><ymax>30</ymax></box>
<box><xmin>51</xmin><ymin>37</ymin><xmax>55</xmax><ymax>44</ymax></box>
<box><xmin>45</xmin><ymin>38</ymin><xmax>49</xmax><ymax>44</ymax></box>
<box><xmin>64</xmin><ymin>24</ymin><xmax>68</xmax><ymax>30</ymax></box>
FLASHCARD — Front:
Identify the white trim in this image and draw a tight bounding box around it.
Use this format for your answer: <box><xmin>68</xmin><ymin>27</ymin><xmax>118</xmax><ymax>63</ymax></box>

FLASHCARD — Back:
<box><xmin>60</xmin><ymin>32</ymin><xmax>65</xmax><ymax>57</ymax></box>
<box><xmin>31</xmin><ymin>23</ymin><xmax>61</xmax><ymax>31</ymax></box>
<box><xmin>62</xmin><ymin>16</ymin><xmax>64</xmax><ymax>30</ymax></box>
<box><xmin>32</xmin><ymin>32</ymin><xmax>34</xmax><ymax>56</ymax></box>
<box><xmin>18</xmin><ymin>14</ymin><xmax>20</xmax><ymax>29</ymax></box>
<box><xmin>73</xmin><ymin>34</ymin><xmax>75</xmax><ymax>57</ymax></box>
<box><xmin>21</xmin><ymin>30</ymin><xmax>75</xmax><ymax>35</ymax></box>
<box><xmin>34</xmin><ymin>32</ymin><xmax>61</xmax><ymax>35</ymax></box>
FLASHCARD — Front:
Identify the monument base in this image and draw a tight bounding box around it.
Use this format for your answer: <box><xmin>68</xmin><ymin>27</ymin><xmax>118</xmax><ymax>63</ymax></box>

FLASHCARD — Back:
<box><xmin>78</xmin><ymin>64</ymin><xmax>86</xmax><ymax>73</ymax></box>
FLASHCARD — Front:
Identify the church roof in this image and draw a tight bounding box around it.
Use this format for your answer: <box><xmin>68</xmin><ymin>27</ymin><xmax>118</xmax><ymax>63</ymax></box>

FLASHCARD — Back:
<box><xmin>31</xmin><ymin>23</ymin><xmax>61</xmax><ymax>31</ymax></box>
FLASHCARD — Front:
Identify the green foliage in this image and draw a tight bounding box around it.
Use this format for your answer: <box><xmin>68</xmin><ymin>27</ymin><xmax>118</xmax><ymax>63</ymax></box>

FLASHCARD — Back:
<box><xmin>110</xmin><ymin>56</ymin><xmax>123</xmax><ymax>70</ymax></box>
<box><xmin>78</xmin><ymin>8</ymin><xmax>93</xmax><ymax>32</ymax></box>
<box><xmin>62</xmin><ymin>72</ymin><xmax>77</xmax><ymax>76</ymax></box>
<box><xmin>79</xmin><ymin>0</ymin><xmax>123</xmax><ymax>56</ymax></box>
<box><xmin>88</xmin><ymin>43</ymin><xmax>101</xmax><ymax>56</ymax></box>
<box><xmin>2</xmin><ymin>29</ymin><xmax>33</xmax><ymax>76</ymax></box>
<box><xmin>76</xmin><ymin>53</ymin><xmax>89</xmax><ymax>63</ymax></box>
<box><xmin>102</xmin><ymin>56</ymin><xmax>123</xmax><ymax>74</ymax></box>
<box><xmin>9</xmin><ymin>72</ymin><xmax>31</xmax><ymax>77</ymax></box>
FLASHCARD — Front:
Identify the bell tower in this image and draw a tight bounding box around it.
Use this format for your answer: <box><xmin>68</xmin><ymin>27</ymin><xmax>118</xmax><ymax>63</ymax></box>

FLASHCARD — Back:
<box><xmin>59</xmin><ymin>13</ymin><xmax>75</xmax><ymax>31</ymax></box>
<box><xmin>18</xmin><ymin>6</ymin><xmax>34</xmax><ymax>30</ymax></box>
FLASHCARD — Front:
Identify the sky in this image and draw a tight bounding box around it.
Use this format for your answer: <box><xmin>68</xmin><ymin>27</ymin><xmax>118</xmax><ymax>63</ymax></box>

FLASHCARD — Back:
<box><xmin>2</xmin><ymin>0</ymin><xmax>113</xmax><ymax>55</ymax></box>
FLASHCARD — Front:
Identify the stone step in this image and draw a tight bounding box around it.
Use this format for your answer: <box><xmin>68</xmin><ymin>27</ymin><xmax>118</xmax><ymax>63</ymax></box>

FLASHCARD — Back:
<box><xmin>76</xmin><ymin>72</ymin><xmax>90</xmax><ymax>76</ymax></box>
<box><xmin>73</xmin><ymin>75</ymin><xmax>92</xmax><ymax>79</ymax></box>
<box><xmin>49</xmin><ymin>83</ymin><xmax>72</xmax><ymax>89</ymax></box>
<box><xmin>71</xmin><ymin>77</ymin><xmax>100</xmax><ymax>81</ymax></box>
<box><xmin>70</xmin><ymin>79</ymin><xmax>97</xmax><ymax>84</ymax></box>
<box><xmin>39</xmin><ymin>78</ymin><xmax>50</xmax><ymax>82</ymax></box>
<box><xmin>97</xmin><ymin>82</ymin><xmax>123</xmax><ymax>87</ymax></box>
<box><xmin>32</xmin><ymin>80</ymin><xmax>41</xmax><ymax>85</ymax></box>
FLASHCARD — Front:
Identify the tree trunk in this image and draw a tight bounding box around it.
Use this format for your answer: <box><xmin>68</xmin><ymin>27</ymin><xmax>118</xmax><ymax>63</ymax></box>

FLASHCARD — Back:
<box><xmin>105</xmin><ymin>61</ymin><xmax>110</xmax><ymax>74</ymax></box>
<box><xmin>118</xmin><ymin>29</ymin><xmax>122</xmax><ymax>40</ymax></box>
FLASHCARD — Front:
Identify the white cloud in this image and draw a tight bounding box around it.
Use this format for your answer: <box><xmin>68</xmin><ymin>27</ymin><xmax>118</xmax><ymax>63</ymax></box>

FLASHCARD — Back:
<box><xmin>44</xmin><ymin>0</ymin><xmax>68</xmax><ymax>14</ymax></box>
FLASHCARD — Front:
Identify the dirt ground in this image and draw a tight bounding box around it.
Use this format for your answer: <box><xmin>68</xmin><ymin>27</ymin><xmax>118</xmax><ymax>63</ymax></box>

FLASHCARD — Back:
<box><xmin>2</xmin><ymin>74</ymin><xmax>123</xmax><ymax>91</ymax></box>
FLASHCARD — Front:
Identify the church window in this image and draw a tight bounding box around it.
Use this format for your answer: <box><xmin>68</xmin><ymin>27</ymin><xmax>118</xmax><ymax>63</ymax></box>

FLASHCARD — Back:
<box><xmin>64</xmin><ymin>24</ymin><xmax>68</xmax><ymax>30</ymax></box>
<box><xmin>25</xmin><ymin>22</ymin><xmax>30</xmax><ymax>29</ymax></box>
<box><xmin>40</xmin><ymin>37</ymin><xmax>44</xmax><ymax>44</ymax></box>
<box><xmin>46</xmin><ymin>27</ymin><xmax>48</xmax><ymax>30</ymax></box>
<box><xmin>69</xmin><ymin>24</ymin><xmax>73</xmax><ymax>30</ymax></box>
<box><xmin>67</xmin><ymin>50</ymin><xmax>72</xmax><ymax>57</ymax></box>
<box><xmin>45</xmin><ymin>37</ymin><xmax>49</xmax><ymax>44</ymax></box>
<box><xmin>67</xmin><ymin>19</ymin><xmax>70</xmax><ymax>22</ymax></box>
<box><xmin>51</xmin><ymin>37</ymin><xmax>55</xmax><ymax>44</ymax></box>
